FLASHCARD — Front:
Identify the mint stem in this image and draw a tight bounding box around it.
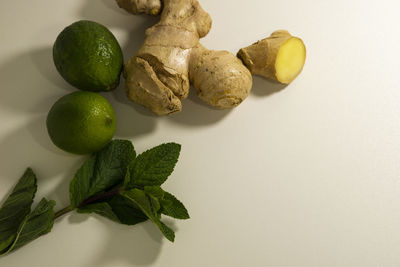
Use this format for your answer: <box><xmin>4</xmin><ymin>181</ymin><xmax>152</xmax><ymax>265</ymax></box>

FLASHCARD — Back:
<box><xmin>54</xmin><ymin>188</ymin><xmax>122</xmax><ymax>220</ymax></box>
<box><xmin>78</xmin><ymin>188</ymin><xmax>122</xmax><ymax>208</ymax></box>
<box><xmin>54</xmin><ymin>206</ymin><xmax>73</xmax><ymax>219</ymax></box>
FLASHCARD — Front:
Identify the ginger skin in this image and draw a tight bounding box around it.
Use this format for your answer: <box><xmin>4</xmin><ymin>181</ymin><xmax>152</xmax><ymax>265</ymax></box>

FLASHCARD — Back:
<box><xmin>116</xmin><ymin>0</ymin><xmax>162</xmax><ymax>15</ymax></box>
<box><xmin>119</xmin><ymin>0</ymin><xmax>252</xmax><ymax>115</ymax></box>
<box><xmin>238</xmin><ymin>30</ymin><xmax>306</xmax><ymax>84</ymax></box>
<box><xmin>190</xmin><ymin>45</ymin><xmax>252</xmax><ymax>109</ymax></box>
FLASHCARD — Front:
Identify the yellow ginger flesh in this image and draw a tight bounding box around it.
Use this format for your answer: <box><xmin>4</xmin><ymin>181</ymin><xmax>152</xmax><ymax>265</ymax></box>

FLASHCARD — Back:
<box><xmin>275</xmin><ymin>37</ymin><xmax>306</xmax><ymax>84</ymax></box>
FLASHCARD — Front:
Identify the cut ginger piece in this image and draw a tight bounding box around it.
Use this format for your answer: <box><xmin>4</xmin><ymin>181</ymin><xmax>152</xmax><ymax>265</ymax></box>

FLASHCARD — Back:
<box><xmin>275</xmin><ymin>37</ymin><xmax>306</xmax><ymax>83</ymax></box>
<box><xmin>238</xmin><ymin>30</ymin><xmax>306</xmax><ymax>84</ymax></box>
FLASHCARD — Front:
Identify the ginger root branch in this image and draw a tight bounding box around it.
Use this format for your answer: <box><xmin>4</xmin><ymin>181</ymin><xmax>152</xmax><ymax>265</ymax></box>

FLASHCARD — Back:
<box><xmin>190</xmin><ymin>45</ymin><xmax>252</xmax><ymax>109</ymax></box>
<box><xmin>122</xmin><ymin>0</ymin><xmax>212</xmax><ymax>115</ymax></box>
<box><xmin>116</xmin><ymin>0</ymin><xmax>162</xmax><ymax>15</ymax></box>
<box><xmin>238</xmin><ymin>30</ymin><xmax>306</xmax><ymax>84</ymax></box>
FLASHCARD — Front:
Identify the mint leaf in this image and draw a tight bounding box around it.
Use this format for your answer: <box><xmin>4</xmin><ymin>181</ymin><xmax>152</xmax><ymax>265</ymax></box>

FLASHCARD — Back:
<box><xmin>2</xmin><ymin>198</ymin><xmax>55</xmax><ymax>255</ymax></box>
<box><xmin>108</xmin><ymin>195</ymin><xmax>148</xmax><ymax>225</ymax></box>
<box><xmin>69</xmin><ymin>156</ymin><xmax>96</xmax><ymax>208</ymax></box>
<box><xmin>122</xmin><ymin>189</ymin><xmax>175</xmax><ymax>242</ymax></box>
<box><xmin>158</xmin><ymin>221</ymin><xmax>175</xmax><ymax>242</ymax></box>
<box><xmin>144</xmin><ymin>186</ymin><xmax>164</xmax><ymax>214</ymax></box>
<box><xmin>142</xmin><ymin>187</ymin><xmax>189</xmax><ymax>220</ymax></box>
<box><xmin>0</xmin><ymin>168</ymin><xmax>37</xmax><ymax>253</ymax></box>
<box><xmin>144</xmin><ymin>186</ymin><xmax>165</xmax><ymax>199</ymax></box>
<box><xmin>122</xmin><ymin>189</ymin><xmax>157</xmax><ymax>217</ymax></box>
<box><xmin>149</xmin><ymin>195</ymin><xmax>161</xmax><ymax>215</ymax></box>
<box><xmin>93</xmin><ymin>140</ymin><xmax>136</xmax><ymax>186</ymax></box>
<box><xmin>77</xmin><ymin>195</ymin><xmax>148</xmax><ymax>226</ymax></box>
<box><xmin>77</xmin><ymin>202</ymin><xmax>119</xmax><ymax>223</ymax></box>
<box><xmin>124</xmin><ymin>143</ymin><xmax>181</xmax><ymax>188</ymax></box>
<box><xmin>70</xmin><ymin>140</ymin><xmax>136</xmax><ymax>208</ymax></box>
<box><xmin>161</xmin><ymin>192</ymin><xmax>190</xmax><ymax>220</ymax></box>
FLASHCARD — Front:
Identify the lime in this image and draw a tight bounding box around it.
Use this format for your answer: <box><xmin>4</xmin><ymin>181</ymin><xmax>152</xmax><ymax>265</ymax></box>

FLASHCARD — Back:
<box><xmin>53</xmin><ymin>20</ymin><xmax>123</xmax><ymax>92</ymax></box>
<box><xmin>46</xmin><ymin>91</ymin><xmax>116</xmax><ymax>154</ymax></box>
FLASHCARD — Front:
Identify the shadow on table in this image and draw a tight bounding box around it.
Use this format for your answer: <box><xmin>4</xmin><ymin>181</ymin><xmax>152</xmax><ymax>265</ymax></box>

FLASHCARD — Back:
<box><xmin>0</xmin><ymin>48</ymin><xmax>72</xmax><ymax>114</ymax></box>
<box><xmin>0</xmin><ymin>44</ymin><xmax>79</xmax><ymax>189</ymax></box>
<box><xmin>167</xmin><ymin>89</ymin><xmax>232</xmax><ymax>127</ymax></box>
<box><xmin>0</xmin><ymin>117</ymin><xmax>84</xmax><ymax>210</ymax></box>
<box><xmin>251</xmin><ymin>76</ymin><xmax>288</xmax><ymax>97</ymax></box>
<box><xmin>89</xmin><ymin>219</ymin><xmax>165</xmax><ymax>266</ymax></box>
<box><xmin>53</xmin><ymin>213</ymin><xmax>167</xmax><ymax>266</ymax></box>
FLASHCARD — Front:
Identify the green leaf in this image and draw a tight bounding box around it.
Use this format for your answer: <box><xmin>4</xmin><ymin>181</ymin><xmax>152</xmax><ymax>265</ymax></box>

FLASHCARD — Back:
<box><xmin>108</xmin><ymin>195</ymin><xmax>148</xmax><ymax>225</ymax></box>
<box><xmin>77</xmin><ymin>202</ymin><xmax>119</xmax><ymax>223</ymax></box>
<box><xmin>144</xmin><ymin>186</ymin><xmax>165</xmax><ymax>199</ymax></box>
<box><xmin>158</xmin><ymin>221</ymin><xmax>175</xmax><ymax>242</ymax></box>
<box><xmin>2</xmin><ymin>198</ymin><xmax>55</xmax><ymax>255</ymax></box>
<box><xmin>123</xmin><ymin>189</ymin><xmax>157</xmax><ymax>217</ymax></box>
<box><xmin>77</xmin><ymin>195</ymin><xmax>147</xmax><ymax>226</ymax></box>
<box><xmin>69</xmin><ymin>156</ymin><xmax>96</xmax><ymax>209</ymax></box>
<box><xmin>144</xmin><ymin>186</ymin><xmax>164</xmax><ymax>214</ymax></box>
<box><xmin>161</xmin><ymin>192</ymin><xmax>190</xmax><ymax>220</ymax></box>
<box><xmin>122</xmin><ymin>189</ymin><xmax>175</xmax><ymax>242</ymax></box>
<box><xmin>0</xmin><ymin>168</ymin><xmax>37</xmax><ymax>253</ymax></box>
<box><xmin>70</xmin><ymin>140</ymin><xmax>136</xmax><ymax>208</ymax></box>
<box><xmin>124</xmin><ymin>143</ymin><xmax>181</xmax><ymax>189</ymax></box>
<box><xmin>149</xmin><ymin>196</ymin><xmax>161</xmax><ymax>215</ymax></box>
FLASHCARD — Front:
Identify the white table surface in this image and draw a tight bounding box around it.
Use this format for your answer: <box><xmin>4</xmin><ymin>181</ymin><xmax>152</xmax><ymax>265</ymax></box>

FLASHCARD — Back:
<box><xmin>1</xmin><ymin>0</ymin><xmax>400</xmax><ymax>266</ymax></box>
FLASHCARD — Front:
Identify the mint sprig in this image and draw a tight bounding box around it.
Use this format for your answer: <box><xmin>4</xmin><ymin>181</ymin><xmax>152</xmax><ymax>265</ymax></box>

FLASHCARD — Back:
<box><xmin>0</xmin><ymin>169</ymin><xmax>38</xmax><ymax>253</ymax></box>
<box><xmin>0</xmin><ymin>140</ymin><xmax>189</xmax><ymax>255</ymax></box>
<box><xmin>69</xmin><ymin>139</ymin><xmax>136</xmax><ymax>208</ymax></box>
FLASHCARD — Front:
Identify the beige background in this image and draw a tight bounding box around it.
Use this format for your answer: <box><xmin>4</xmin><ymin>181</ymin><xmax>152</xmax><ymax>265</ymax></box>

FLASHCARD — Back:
<box><xmin>1</xmin><ymin>0</ymin><xmax>400</xmax><ymax>266</ymax></box>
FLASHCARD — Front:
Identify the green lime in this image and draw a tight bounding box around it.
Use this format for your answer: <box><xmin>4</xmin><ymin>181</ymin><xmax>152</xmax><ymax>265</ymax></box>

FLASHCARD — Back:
<box><xmin>53</xmin><ymin>20</ymin><xmax>123</xmax><ymax>92</ymax></box>
<box><xmin>46</xmin><ymin>91</ymin><xmax>116</xmax><ymax>154</ymax></box>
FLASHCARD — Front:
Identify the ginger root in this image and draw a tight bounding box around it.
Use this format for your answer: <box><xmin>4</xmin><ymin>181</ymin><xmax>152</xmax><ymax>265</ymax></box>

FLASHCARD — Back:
<box><xmin>118</xmin><ymin>1</ymin><xmax>305</xmax><ymax>115</ymax></box>
<box><xmin>116</xmin><ymin>0</ymin><xmax>162</xmax><ymax>15</ymax></box>
<box><xmin>238</xmin><ymin>30</ymin><xmax>306</xmax><ymax>84</ymax></box>
<box><xmin>119</xmin><ymin>0</ymin><xmax>251</xmax><ymax>115</ymax></box>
